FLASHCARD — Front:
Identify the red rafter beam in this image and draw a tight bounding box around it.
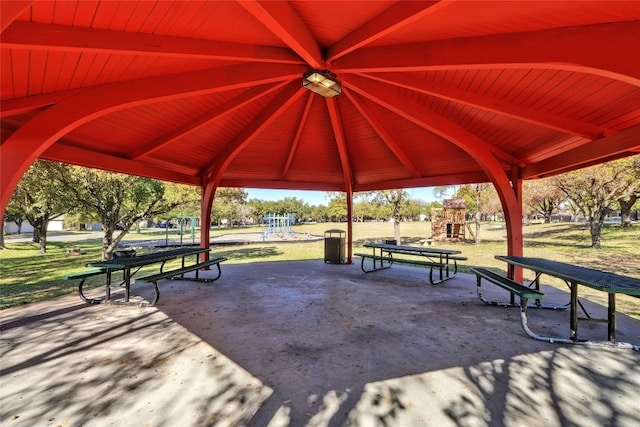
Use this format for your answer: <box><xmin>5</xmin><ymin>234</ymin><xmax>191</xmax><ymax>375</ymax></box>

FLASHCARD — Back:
<box><xmin>363</xmin><ymin>72</ymin><xmax>609</xmax><ymax>140</ymax></box>
<box><xmin>0</xmin><ymin>0</ymin><xmax>32</xmax><ymax>32</ymax></box>
<box><xmin>42</xmin><ymin>144</ymin><xmax>200</xmax><ymax>186</ymax></box>
<box><xmin>344</xmin><ymin>74</ymin><xmax>520</xmax><ymax>165</ymax></box>
<box><xmin>354</xmin><ymin>171</ymin><xmax>492</xmax><ymax>192</ymax></box>
<box><xmin>522</xmin><ymin>125</ymin><xmax>640</xmax><ymax>178</ymax></box>
<box><xmin>2</xmin><ymin>21</ymin><xmax>303</xmax><ymax>64</ymax></box>
<box><xmin>205</xmin><ymin>83</ymin><xmax>306</xmax><ymax>182</ymax></box>
<box><xmin>282</xmin><ymin>93</ymin><xmax>314</xmax><ymax>179</ymax></box>
<box><xmin>327</xmin><ymin>1</ymin><xmax>446</xmax><ymax>63</ymax></box>
<box><xmin>345</xmin><ymin>90</ymin><xmax>421</xmax><ymax>178</ymax></box>
<box><xmin>130</xmin><ymin>82</ymin><xmax>289</xmax><ymax>160</ymax></box>
<box><xmin>238</xmin><ymin>0</ymin><xmax>324</xmax><ymax>68</ymax></box>
<box><xmin>335</xmin><ymin>21</ymin><xmax>640</xmax><ymax>87</ymax></box>
<box><xmin>326</xmin><ymin>97</ymin><xmax>353</xmax><ymax>193</ymax></box>
<box><xmin>220</xmin><ymin>179</ymin><xmax>345</xmax><ymax>192</ymax></box>
<box><xmin>0</xmin><ymin>63</ymin><xmax>303</xmax><ymax>209</ymax></box>
<box><xmin>1</xmin><ymin>89</ymin><xmax>84</xmax><ymax>118</ymax></box>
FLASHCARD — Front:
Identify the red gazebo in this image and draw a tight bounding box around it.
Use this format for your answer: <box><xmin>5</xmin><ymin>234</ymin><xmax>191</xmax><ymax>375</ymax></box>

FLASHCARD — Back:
<box><xmin>2</xmin><ymin>1</ymin><xmax>640</xmax><ymax>261</ymax></box>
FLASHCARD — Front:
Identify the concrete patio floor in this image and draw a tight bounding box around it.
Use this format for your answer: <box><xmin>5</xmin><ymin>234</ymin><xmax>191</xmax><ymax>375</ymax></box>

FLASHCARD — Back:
<box><xmin>1</xmin><ymin>260</ymin><xmax>639</xmax><ymax>427</ymax></box>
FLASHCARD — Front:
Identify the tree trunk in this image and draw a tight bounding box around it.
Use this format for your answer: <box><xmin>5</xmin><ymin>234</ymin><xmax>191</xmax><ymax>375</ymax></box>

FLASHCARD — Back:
<box><xmin>36</xmin><ymin>220</ymin><xmax>49</xmax><ymax>254</ymax></box>
<box><xmin>0</xmin><ymin>222</ymin><xmax>5</xmax><ymax>249</ymax></box>
<box><xmin>540</xmin><ymin>199</ymin><xmax>553</xmax><ymax>223</ymax></box>
<box><xmin>102</xmin><ymin>229</ymin><xmax>114</xmax><ymax>261</ymax></box>
<box><xmin>619</xmin><ymin>195</ymin><xmax>637</xmax><ymax>228</ymax></box>
<box><xmin>475</xmin><ymin>188</ymin><xmax>481</xmax><ymax>245</ymax></box>
<box><xmin>39</xmin><ymin>230</ymin><xmax>47</xmax><ymax>254</ymax></box>
<box><xmin>589</xmin><ymin>218</ymin><xmax>603</xmax><ymax>249</ymax></box>
<box><xmin>393</xmin><ymin>200</ymin><xmax>401</xmax><ymax>244</ymax></box>
<box><xmin>393</xmin><ymin>220</ymin><xmax>401</xmax><ymax>245</ymax></box>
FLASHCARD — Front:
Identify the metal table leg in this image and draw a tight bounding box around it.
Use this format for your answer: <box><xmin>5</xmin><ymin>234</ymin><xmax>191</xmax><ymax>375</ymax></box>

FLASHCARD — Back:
<box><xmin>570</xmin><ymin>281</ymin><xmax>578</xmax><ymax>342</ymax></box>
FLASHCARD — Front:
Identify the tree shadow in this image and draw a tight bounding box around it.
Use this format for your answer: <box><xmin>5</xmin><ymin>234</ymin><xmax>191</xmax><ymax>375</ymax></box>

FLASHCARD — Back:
<box><xmin>216</xmin><ymin>246</ymin><xmax>283</xmax><ymax>261</ymax></box>
<box><xmin>0</xmin><ymin>301</ymin><xmax>269</xmax><ymax>426</ymax></box>
<box><xmin>2</xmin><ymin>262</ymin><xmax>639</xmax><ymax>426</ymax></box>
<box><xmin>343</xmin><ymin>347</ymin><xmax>640</xmax><ymax>427</ymax></box>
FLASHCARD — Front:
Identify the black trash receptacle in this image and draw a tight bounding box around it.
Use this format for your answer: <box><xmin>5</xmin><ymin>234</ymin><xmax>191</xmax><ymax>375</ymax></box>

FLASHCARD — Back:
<box><xmin>324</xmin><ymin>229</ymin><xmax>345</xmax><ymax>264</ymax></box>
<box><xmin>113</xmin><ymin>249</ymin><xmax>136</xmax><ymax>259</ymax></box>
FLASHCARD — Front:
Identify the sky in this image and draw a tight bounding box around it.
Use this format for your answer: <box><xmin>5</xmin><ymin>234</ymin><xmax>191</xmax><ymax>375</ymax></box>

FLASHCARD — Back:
<box><xmin>245</xmin><ymin>187</ymin><xmax>440</xmax><ymax>205</ymax></box>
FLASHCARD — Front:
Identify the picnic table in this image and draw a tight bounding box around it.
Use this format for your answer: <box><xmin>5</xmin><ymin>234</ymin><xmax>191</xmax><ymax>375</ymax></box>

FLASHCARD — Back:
<box><xmin>355</xmin><ymin>242</ymin><xmax>466</xmax><ymax>285</ymax></box>
<box><xmin>64</xmin><ymin>247</ymin><xmax>225</xmax><ymax>306</ymax></box>
<box><xmin>496</xmin><ymin>255</ymin><xmax>640</xmax><ymax>350</ymax></box>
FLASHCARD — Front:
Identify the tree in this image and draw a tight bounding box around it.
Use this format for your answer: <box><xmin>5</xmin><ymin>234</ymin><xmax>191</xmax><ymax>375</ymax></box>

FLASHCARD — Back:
<box><xmin>7</xmin><ymin>160</ymin><xmax>73</xmax><ymax>254</ymax></box>
<box><xmin>163</xmin><ymin>183</ymin><xmax>201</xmax><ymax>219</ymax></box>
<box><xmin>276</xmin><ymin>197</ymin><xmax>311</xmax><ymax>221</ymax></box>
<box><xmin>310</xmin><ymin>204</ymin><xmax>330</xmax><ymax>222</ymax></box>
<box><xmin>433</xmin><ymin>186</ymin><xmax>458</xmax><ymax>201</ymax></box>
<box><xmin>2</xmin><ymin>201</ymin><xmax>27</xmax><ymax>249</ymax></box>
<box><xmin>615</xmin><ymin>156</ymin><xmax>640</xmax><ymax>228</ymax></box>
<box><xmin>373</xmin><ymin>190</ymin><xmax>409</xmax><ymax>244</ymax></box>
<box><xmin>353</xmin><ymin>200</ymin><xmax>376</xmax><ymax>222</ymax></box>
<box><xmin>452</xmin><ymin>184</ymin><xmax>498</xmax><ymax>244</ymax></box>
<box><xmin>553</xmin><ymin>157</ymin><xmax>640</xmax><ymax>248</ymax></box>
<box><xmin>523</xmin><ymin>179</ymin><xmax>566</xmax><ymax>223</ymax></box>
<box><xmin>211</xmin><ymin>188</ymin><xmax>248</xmax><ymax>227</ymax></box>
<box><xmin>327</xmin><ymin>196</ymin><xmax>347</xmax><ymax>222</ymax></box>
<box><xmin>54</xmin><ymin>167</ymin><xmax>185</xmax><ymax>260</ymax></box>
<box><xmin>618</xmin><ymin>195</ymin><xmax>638</xmax><ymax>228</ymax></box>
<box><xmin>400</xmin><ymin>198</ymin><xmax>422</xmax><ymax>222</ymax></box>
<box><xmin>0</xmin><ymin>198</ymin><xmax>26</xmax><ymax>249</ymax></box>
<box><xmin>4</xmin><ymin>204</ymin><xmax>26</xmax><ymax>234</ymax></box>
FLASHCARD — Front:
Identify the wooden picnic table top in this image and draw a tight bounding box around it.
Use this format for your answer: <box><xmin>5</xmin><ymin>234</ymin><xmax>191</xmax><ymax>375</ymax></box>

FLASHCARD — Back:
<box><xmin>87</xmin><ymin>247</ymin><xmax>210</xmax><ymax>269</ymax></box>
<box><xmin>496</xmin><ymin>255</ymin><xmax>640</xmax><ymax>295</ymax></box>
<box><xmin>364</xmin><ymin>243</ymin><xmax>462</xmax><ymax>255</ymax></box>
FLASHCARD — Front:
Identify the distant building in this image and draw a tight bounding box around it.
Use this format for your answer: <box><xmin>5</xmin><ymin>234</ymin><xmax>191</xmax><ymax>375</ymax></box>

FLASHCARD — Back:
<box><xmin>4</xmin><ymin>217</ymin><xmax>64</xmax><ymax>234</ymax></box>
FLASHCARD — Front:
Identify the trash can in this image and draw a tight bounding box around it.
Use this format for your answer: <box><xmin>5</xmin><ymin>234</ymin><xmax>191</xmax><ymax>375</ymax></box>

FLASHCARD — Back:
<box><xmin>113</xmin><ymin>249</ymin><xmax>136</xmax><ymax>259</ymax></box>
<box><xmin>324</xmin><ymin>229</ymin><xmax>345</xmax><ymax>264</ymax></box>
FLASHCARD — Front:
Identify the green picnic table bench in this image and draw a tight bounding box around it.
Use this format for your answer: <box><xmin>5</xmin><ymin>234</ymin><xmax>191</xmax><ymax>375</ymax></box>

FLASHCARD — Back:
<box><xmin>357</xmin><ymin>242</ymin><xmax>465</xmax><ymax>285</ymax></box>
<box><xmin>63</xmin><ymin>247</ymin><xmax>226</xmax><ymax>306</ymax></box>
<box><xmin>135</xmin><ymin>257</ymin><xmax>227</xmax><ymax>305</ymax></box>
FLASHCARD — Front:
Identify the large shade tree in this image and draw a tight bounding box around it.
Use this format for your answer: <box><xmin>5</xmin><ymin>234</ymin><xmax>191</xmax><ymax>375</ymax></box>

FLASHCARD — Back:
<box><xmin>523</xmin><ymin>179</ymin><xmax>566</xmax><ymax>223</ymax></box>
<box><xmin>616</xmin><ymin>156</ymin><xmax>640</xmax><ymax>228</ymax></box>
<box><xmin>6</xmin><ymin>160</ymin><xmax>72</xmax><ymax>254</ymax></box>
<box><xmin>553</xmin><ymin>156</ymin><xmax>640</xmax><ymax>248</ymax></box>
<box><xmin>372</xmin><ymin>190</ymin><xmax>409</xmax><ymax>244</ymax></box>
<box><xmin>1</xmin><ymin>202</ymin><xmax>27</xmax><ymax>249</ymax></box>
<box><xmin>211</xmin><ymin>188</ymin><xmax>249</xmax><ymax>226</ymax></box>
<box><xmin>454</xmin><ymin>184</ymin><xmax>495</xmax><ymax>244</ymax></box>
<box><xmin>53</xmin><ymin>167</ymin><xmax>186</xmax><ymax>260</ymax></box>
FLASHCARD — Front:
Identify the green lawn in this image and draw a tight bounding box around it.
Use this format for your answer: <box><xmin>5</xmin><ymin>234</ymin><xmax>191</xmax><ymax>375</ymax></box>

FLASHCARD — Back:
<box><xmin>1</xmin><ymin>221</ymin><xmax>638</xmax><ymax>317</ymax></box>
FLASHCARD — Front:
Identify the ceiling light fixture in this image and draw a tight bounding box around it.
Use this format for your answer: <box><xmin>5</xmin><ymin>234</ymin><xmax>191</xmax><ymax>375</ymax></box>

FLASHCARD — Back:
<box><xmin>302</xmin><ymin>69</ymin><xmax>342</xmax><ymax>98</ymax></box>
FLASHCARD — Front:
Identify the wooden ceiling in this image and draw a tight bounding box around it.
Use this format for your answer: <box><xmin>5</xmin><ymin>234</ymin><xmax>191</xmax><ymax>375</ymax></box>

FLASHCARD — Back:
<box><xmin>2</xmin><ymin>1</ymin><xmax>640</xmax><ymax>197</ymax></box>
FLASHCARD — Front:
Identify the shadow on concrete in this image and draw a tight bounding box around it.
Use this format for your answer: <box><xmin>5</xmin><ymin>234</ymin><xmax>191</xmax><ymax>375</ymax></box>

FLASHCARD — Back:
<box><xmin>1</xmin><ymin>261</ymin><xmax>639</xmax><ymax>426</ymax></box>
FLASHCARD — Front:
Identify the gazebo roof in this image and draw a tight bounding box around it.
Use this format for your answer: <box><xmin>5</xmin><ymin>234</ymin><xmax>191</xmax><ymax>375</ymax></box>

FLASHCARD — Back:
<box><xmin>2</xmin><ymin>1</ymin><xmax>640</xmax><ymax>195</ymax></box>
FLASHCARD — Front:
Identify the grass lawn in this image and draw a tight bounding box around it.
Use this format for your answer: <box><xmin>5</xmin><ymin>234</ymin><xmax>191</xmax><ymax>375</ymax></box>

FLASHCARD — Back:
<box><xmin>1</xmin><ymin>221</ymin><xmax>638</xmax><ymax>318</ymax></box>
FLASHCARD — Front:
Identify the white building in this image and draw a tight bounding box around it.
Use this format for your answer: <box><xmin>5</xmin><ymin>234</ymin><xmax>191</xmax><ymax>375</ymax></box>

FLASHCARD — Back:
<box><xmin>4</xmin><ymin>217</ymin><xmax>64</xmax><ymax>234</ymax></box>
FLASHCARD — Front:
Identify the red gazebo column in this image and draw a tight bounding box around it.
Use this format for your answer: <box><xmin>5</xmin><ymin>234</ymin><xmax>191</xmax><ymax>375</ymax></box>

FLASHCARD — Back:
<box><xmin>199</xmin><ymin>179</ymin><xmax>217</xmax><ymax>262</ymax></box>
<box><xmin>346</xmin><ymin>189</ymin><xmax>353</xmax><ymax>264</ymax></box>
<box><xmin>506</xmin><ymin>169</ymin><xmax>524</xmax><ymax>282</ymax></box>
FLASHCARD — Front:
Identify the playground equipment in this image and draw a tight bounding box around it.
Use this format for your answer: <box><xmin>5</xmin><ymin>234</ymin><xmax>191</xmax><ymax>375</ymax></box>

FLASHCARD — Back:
<box><xmin>431</xmin><ymin>199</ymin><xmax>467</xmax><ymax>241</ymax></box>
<box><xmin>262</xmin><ymin>213</ymin><xmax>295</xmax><ymax>239</ymax></box>
<box><xmin>163</xmin><ymin>215</ymin><xmax>199</xmax><ymax>246</ymax></box>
